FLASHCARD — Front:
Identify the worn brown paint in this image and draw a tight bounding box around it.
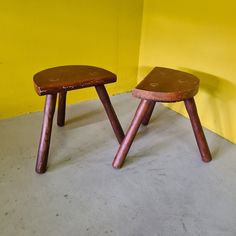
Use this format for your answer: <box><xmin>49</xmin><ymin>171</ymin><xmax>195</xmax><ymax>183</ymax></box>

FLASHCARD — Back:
<box><xmin>57</xmin><ymin>91</ymin><xmax>67</xmax><ymax>127</ymax></box>
<box><xmin>34</xmin><ymin>65</ymin><xmax>124</xmax><ymax>174</ymax></box>
<box><xmin>142</xmin><ymin>101</ymin><xmax>156</xmax><ymax>126</ymax></box>
<box><xmin>112</xmin><ymin>67</ymin><xmax>212</xmax><ymax>169</ymax></box>
<box><xmin>184</xmin><ymin>98</ymin><xmax>212</xmax><ymax>162</ymax></box>
<box><xmin>133</xmin><ymin>67</ymin><xmax>199</xmax><ymax>102</ymax></box>
<box><xmin>112</xmin><ymin>99</ymin><xmax>151</xmax><ymax>168</ymax></box>
<box><xmin>33</xmin><ymin>65</ymin><xmax>117</xmax><ymax>96</ymax></box>
<box><xmin>95</xmin><ymin>85</ymin><xmax>125</xmax><ymax>144</ymax></box>
<box><xmin>36</xmin><ymin>94</ymin><xmax>57</xmax><ymax>174</ymax></box>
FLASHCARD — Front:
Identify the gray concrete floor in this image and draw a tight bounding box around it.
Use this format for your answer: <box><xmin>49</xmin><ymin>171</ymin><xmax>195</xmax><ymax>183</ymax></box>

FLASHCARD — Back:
<box><xmin>0</xmin><ymin>93</ymin><xmax>236</xmax><ymax>236</ymax></box>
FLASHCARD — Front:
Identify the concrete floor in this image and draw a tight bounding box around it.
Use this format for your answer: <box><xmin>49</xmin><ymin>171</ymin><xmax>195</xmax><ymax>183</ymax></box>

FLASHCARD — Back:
<box><xmin>0</xmin><ymin>93</ymin><xmax>236</xmax><ymax>236</ymax></box>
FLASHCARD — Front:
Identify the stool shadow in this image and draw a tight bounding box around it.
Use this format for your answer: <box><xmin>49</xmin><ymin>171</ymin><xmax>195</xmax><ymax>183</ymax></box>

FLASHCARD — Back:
<box><xmin>62</xmin><ymin>94</ymin><xmax>129</xmax><ymax>129</ymax></box>
<box><xmin>63</xmin><ymin>101</ymin><xmax>116</xmax><ymax>129</ymax></box>
<box><xmin>179</xmin><ymin>67</ymin><xmax>235</xmax><ymax>101</ymax></box>
<box><xmin>48</xmin><ymin>98</ymin><xmax>126</xmax><ymax>171</ymax></box>
<box><xmin>65</xmin><ymin>108</ymin><xmax>105</xmax><ymax>129</ymax></box>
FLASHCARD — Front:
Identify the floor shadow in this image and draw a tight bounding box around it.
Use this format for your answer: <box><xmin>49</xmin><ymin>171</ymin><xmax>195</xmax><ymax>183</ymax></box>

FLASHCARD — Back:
<box><xmin>60</xmin><ymin>96</ymin><xmax>127</xmax><ymax>130</ymax></box>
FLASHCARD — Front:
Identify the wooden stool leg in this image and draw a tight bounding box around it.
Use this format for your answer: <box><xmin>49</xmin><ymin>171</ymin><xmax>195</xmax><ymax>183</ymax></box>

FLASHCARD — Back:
<box><xmin>184</xmin><ymin>98</ymin><xmax>212</xmax><ymax>162</ymax></box>
<box><xmin>35</xmin><ymin>94</ymin><xmax>57</xmax><ymax>174</ymax></box>
<box><xmin>112</xmin><ymin>99</ymin><xmax>151</xmax><ymax>169</ymax></box>
<box><xmin>142</xmin><ymin>101</ymin><xmax>156</xmax><ymax>126</ymax></box>
<box><xmin>57</xmin><ymin>91</ymin><xmax>67</xmax><ymax>127</ymax></box>
<box><xmin>95</xmin><ymin>85</ymin><xmax>125</xmax><ymax>144</ymax></box>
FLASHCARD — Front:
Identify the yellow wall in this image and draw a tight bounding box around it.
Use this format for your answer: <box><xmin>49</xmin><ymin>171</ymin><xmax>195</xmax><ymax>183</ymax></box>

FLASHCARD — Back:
<box><xmin>139</xmin><ymin>0</ymin><xmax>236</xmax><ymax>144</ymax></box>
<box><xmin>1</xmin><ymin>0</ymin><xmax>236</xmax><ymax>144</ymax></box>
<box><xmin>0</xmin><ymin>0</ymin><xmax>143</xmax><ymax>119</ymax></box>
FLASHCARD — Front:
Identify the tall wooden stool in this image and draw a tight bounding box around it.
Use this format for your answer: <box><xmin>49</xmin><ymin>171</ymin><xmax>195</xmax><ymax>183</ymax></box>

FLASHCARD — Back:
<box><xmin>112</xmin><ymin>67</ymin><xmax>212</xmax><ymax>168</ymax></box>
<box><xmin>33</xmin><ymin>65</ymin><xmax>124</xmax><ymax>174</ymax></box>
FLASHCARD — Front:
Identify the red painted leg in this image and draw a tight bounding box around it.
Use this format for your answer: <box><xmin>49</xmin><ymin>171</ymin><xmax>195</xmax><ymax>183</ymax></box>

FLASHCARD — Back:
<box><xmin>142</xmin><ymin>101</ymin><xmax>156</xmax><ymax>126</ymax></box>
<box><xmin>57</xmin><ymin>91</ymin><xmax>67</xmax><ymax>127</ymax></box>
<box><xmin>184</xmin><ymin>98</ymin><xmax>212</xmax><ymax>162</ymax></box>
<box><xmin>95</xmin><ymin>85</ymin><xmax>125</xmax><ymax>144</ymax></box>
<box><xmin>35</xmin><ymin>94</ymin><xmax>57</xmax><ymax>174</ymax></box>
<box><xmin>112</xmin><ymin>99</ymin><xmax>151</xmax><ymax>169</ymax></box>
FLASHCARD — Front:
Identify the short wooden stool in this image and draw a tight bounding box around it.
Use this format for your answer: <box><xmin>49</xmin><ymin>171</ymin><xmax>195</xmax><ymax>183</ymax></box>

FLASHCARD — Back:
<box><xmin>34</xmin><ymin>65</ymin><xmax>124</xmax><ymax>174</ymax></box>
<box><xmin>112</xmin><ymin>67</ymin><xmax>212</xmax><ymax>168</ymax></box>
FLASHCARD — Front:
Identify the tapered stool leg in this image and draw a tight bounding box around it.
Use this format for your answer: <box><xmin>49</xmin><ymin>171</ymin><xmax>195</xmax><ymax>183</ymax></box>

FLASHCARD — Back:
<box><xmin>57</xmin><ymin>91</ymin><xmax>67</xmax><ymax>127</ymax></box>
<box><xmin>112</xmin><ymin>99</ymin><xmax>151</xmax><ymax>169</ymax></box>
<box><xmin>184</xmin><ymin>98</ymin><xmax>212</xmax><ymax>162</ymax></box>
<box><xmin>36</xmin><ymin>94</ymin><xmax>57</xmax><ymax>174</ymax></box>
<box><xmin>142</xmin><ymin>101</ymin><xmax>156</xmax><ymax>126</ymax></box>
<box><xmin>95</xmin><ymin>85</ymin><xmax>125</xmax><ymax>144</ymax></box>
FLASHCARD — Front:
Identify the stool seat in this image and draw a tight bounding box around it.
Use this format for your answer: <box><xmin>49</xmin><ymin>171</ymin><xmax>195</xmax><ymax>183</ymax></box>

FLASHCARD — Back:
<box><xmin>133</xmin><ymin>67</ymin><xmax>199</xmax><ymax>102</ymax></box>
<box><xmin>34</xmin><ymin>65</ymin><xmax>116</xmax><ymax>95</ymax></box>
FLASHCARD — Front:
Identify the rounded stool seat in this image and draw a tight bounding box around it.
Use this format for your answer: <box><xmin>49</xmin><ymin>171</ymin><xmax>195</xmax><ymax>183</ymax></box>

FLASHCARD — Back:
<box><xmin>34</xmin><ymin>65</ymin><xmax>116</xmax><ymax>95</ymax></box>
<box><xmin>133</xmin><ymin>67</ymin><xmax>199</xmax><ymax>102</ymax></box>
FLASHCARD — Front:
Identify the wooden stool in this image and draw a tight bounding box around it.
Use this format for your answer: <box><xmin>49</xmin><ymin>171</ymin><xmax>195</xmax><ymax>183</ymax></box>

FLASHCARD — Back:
<box><xmin>112</xmin><ymin>67</ymin><xmax>212</xmax><ymax>168</ymax></box>
<box><xmin>34</xmin><ymin>65</ymin><xmax>124</xmax><ymax>174</ymax></box>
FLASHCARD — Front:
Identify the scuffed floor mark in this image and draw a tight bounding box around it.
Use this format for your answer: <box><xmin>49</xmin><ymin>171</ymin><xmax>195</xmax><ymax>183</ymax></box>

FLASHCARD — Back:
<box><xmin>181</xmin><ymin>219</ymin><xmax>187</xmax><ymax>233</ymax></box>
